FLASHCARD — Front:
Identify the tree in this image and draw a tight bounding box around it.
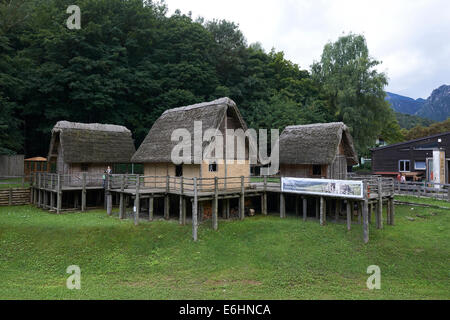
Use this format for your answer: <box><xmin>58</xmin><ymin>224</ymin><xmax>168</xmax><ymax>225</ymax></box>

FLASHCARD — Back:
<box><xmin>311</xmin><ymin>33</ymin><xmax>401</xmax><ymax>155</ymax></box>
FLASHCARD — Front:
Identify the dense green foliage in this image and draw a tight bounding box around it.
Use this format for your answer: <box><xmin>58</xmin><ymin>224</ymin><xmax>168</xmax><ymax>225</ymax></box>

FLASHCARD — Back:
<box><xmin>0</xmin><ymin>0</ymin><xmax>401</xmax><ymax>159</ymax></box>
<box><xmin>395</xmin><ymin>112</ymin><xmax>435</xmax><ymax>129</ymax></box>
<box><xmin>401</xmin><ymin>118</ymin><xmax>450</xmax><ymax>140</ymax></box>
<box><xmin>311</xmin><ymin>34</ymin><xmax>403</xmax><ymax>155</ymax></box>
<box><xmin>0</xmin><ymin>202</ymin><xmax>448</xmax><ymax>299</ymax></box>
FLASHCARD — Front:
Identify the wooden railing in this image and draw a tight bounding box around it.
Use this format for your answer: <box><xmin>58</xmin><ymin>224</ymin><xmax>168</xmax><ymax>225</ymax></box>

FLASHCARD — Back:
<box><xmin>394</xmin><ymin>180</ymin><xmax>450</xmax><ymax>201</ymax></box>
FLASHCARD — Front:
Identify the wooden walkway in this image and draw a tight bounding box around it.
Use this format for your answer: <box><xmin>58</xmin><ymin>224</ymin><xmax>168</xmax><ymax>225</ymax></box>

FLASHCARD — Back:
<box><xmin>29</xmin><ymin>173</ymin><xmax>397</xmax><ymax>243</ymax></box>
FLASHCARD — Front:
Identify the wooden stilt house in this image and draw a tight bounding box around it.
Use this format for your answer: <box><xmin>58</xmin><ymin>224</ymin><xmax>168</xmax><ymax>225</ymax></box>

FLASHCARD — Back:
<box><xmin>279</xmin><ymin>122</ymin><xmax>358</xmax><ymax>179</ymax></box>
<box><xmin>47</xmin><ymin>121</ymin><xmax>136</xmax><ymax>175</ymax></box>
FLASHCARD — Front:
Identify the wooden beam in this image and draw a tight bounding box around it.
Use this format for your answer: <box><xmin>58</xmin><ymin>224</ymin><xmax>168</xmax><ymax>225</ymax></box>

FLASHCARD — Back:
<box><xmin>302</xmin><ymin>197</ymin><xmax>307</xmax><ymax>221</ymax></box>
<box><xmin>179</xmin><ymin>176</ymin><xmax>184</xmax><ymax>225</ymax></box>
<box><xmin>119</xmin><ymin>192</ymin><xmax>124</xmax><ymax>219</ymax></box>
<box><xmin>164</xmin><ymin>195</ymin><xmax>170</xmax><ymax>220</ymax></box>
<box><xmin>106</xmin><ymin>193</ymin><xmax>112</xmax><ymax>216</ymax></box>
<box><xmin>239</xmin><ymin>176</ymin><xmax>245</xmax><ymax>220</ymax></box>
<box><xmin>81</xmin><ymin>173</ymin><xmax>86</xmax><ymax>212</ymax></box>
<box><xmin>363</xmin><ymin>183</ymin><xmax>369</xmax><ymax>243</ymax></box>
<box><xmin>320</xmin><ymin>196</ymin><xmax>325</xmax><ymax>226</ymax></box>
<box><xmin>192</xmin><ymin>177</ymin><xmax>198</xmax><ymax>241</ymax></box>
<box><xmin>134</xmin><ymin>175</ymin><xmax>140</xmax><ymax>226</ymax></box>
<box><xmin>280</xmin><ymin>193</ymin><xmax>286</xmax><ymax>218</ymax></box>
<box><xmin>56</xmin><ymin>174</ymin><xmax>62</xmax><ymax>214</ymax></box>
<box><xmin>149</xmin><ymin>196</ymin><xmax>154</xmax><ymax>221</ymax></box>
<box><xmin>212</xmin><ymin>177</ymin><xmax>218</xmax><ymax>230</ymax></box>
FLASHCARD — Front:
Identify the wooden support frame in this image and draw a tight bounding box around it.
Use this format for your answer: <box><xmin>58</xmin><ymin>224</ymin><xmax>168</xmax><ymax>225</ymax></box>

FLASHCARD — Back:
<box><xmin>81</xmin><ymin>172</ymin><xmax>86</xmax><ymax>212</ymax></box>
<box><xmin>149</xmin><ymin>196</ymin><xmax>154</xmax><ymax>221</ymax></box>
<box><xmin>212</xmin><ymin>177</ymin><xmax>218</xmax><ymax>230</ymax></box>
<box><xmin>320</xmin><ymin>196</ymin><xmax>326</xmax><ymax>226</ymax></box>
<box><xmin>346</xmin><ymin>201</ymin><xmax>351</xmax><ymax>231</ymax></box>
<box><xmin>280</xmin><ymin>193</ymin><xmax>286</xmax><ymax>218</ymax></box>
<box><xmin>192</xmin><ymin>177</ymin><xmax>198</xmax><ymax>241</ymax></box>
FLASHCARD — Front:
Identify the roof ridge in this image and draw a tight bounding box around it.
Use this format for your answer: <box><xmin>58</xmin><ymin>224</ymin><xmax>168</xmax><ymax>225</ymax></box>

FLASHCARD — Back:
<box><xmin>162</xmin><ymin>97</ymin><xmax>236</xmax><ymax>115</ymax></box>
<box><xmin>53</xmin><ymin>121</ymin><xmax>131</xmax><ymax>133</ymax></box>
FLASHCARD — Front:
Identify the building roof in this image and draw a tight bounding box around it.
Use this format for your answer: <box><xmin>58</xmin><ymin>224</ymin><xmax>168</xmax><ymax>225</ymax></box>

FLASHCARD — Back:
<box><xmin>371</xmin><ymin>131</ymin><xmax>450</xmax><ymax>151</ymax></box>
<box><xmin>48</xmin><ymin>121</ymin><xmax>136</xmax><ymax>163</ymax></box>
<box><xmin>24</xmin><ymin>157</ymin><xmax>47</xmax><ymax>161</ymax></box>
<box><xmin>278</xmin><ymin>122</ymin><xmax>358</xmax><ymax>165</ymax></box>
<box><xmin>132</xmin><ymin>97</ymin><xmax>248</xmax><ymax>163</ymax></box>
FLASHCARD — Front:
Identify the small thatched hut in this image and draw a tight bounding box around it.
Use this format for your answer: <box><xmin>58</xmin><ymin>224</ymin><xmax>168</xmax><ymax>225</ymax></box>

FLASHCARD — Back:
<box><xmin>132</xmin><ymin>97</ymin><xmax>251</xmax><ymax>183</ymax></box>
<box><xmin>47</xmin><ymin>121</ymin><xmax>136</xmax><ymax>175</ymax></box>
<box><xmin>279</xmin><ymin>122</ymin><xmax>358</xmax><ymax>179</ymax></box>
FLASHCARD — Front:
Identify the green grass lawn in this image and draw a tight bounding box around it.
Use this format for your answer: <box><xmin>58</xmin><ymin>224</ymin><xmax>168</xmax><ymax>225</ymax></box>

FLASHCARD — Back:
<box><xmin>0</xmin><ymin>178</ymin><xmax>30</xmax><ymax>189</ymax></box>
<box><xmin>0</xmin><ymin>200</ymin><xmax>448</xmax><ymax>299</ymax></box>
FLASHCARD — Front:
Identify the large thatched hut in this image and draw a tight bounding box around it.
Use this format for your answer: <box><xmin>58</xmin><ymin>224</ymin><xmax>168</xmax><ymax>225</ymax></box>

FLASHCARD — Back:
<box><xmin>47</xmin><ymin>121</ymin><xmax>136</xmax><ymax>175</ymax></box>
<box><xmin>279</xmin><ymin>122</ymin><xmax>358</xmax><ymax>179</ymax></box>
<box><xmin>132</xmin><ymin>97</ymin><xmax>251</xmax><ymax>184</ymax></box>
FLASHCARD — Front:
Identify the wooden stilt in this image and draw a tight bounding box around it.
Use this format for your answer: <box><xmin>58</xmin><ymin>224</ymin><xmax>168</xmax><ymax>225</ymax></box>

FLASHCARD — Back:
<box><xmin>225</xmin><ymin>199</ymin><xmax>230</xmax><ymax>219</ymax></box>
<box><xmin>164</xmin><ymin>195</ymin><xmax>170</xmax><ymax>220</ymax></box>
<box><xmin>302</xmin><ymin>197</ymin><xmax>307</xmax><ymax>221</ymax></box>
<box><xmin>377</xmin><ymin>178</ymin><xmax>383</xmax><ymax>229</ymax></box>
<box><xmin>262</xmin><ymin>192</ymin><xmax>267</xmax><ymax>215</ymax></box>
<box><xmin>280</xmin><ymin>193</ymin><xmax>286</xmax><ymax>218</ymax></box>
<box><xmin>239</xmin><ymin>176</ymin><xmax>245</xmax><ymax>220</ymax></box>
<box><xmin>81</xmin><ymin>173</ymin><xmax>86</xmax><ymax>212</ymax></box>
<box><xmin>107</xmin><ymin>193</ymin><xmax>112</xmax><ymax>215</ymax></box>
<box><xmin>119</xmin><ymin>193</ymin><xmax>124</xmax><ymax>219</ymax></box>
<box><xmin>149</xmin><ymin>196</ymin><xmax>154</xmax><ymax>221</ymax></box>
<box><xmin>56</xmin><ymin>174</ymin><xmax>62</xmax><ymax>214</ymax></box>
<box><xmin>363</xmin><ymin>183</ymin><xmax>369</xmax><ymax>243</ymax></box>
<box><xmin>320</xmin><ymin>196</ymin><xmax>326</xmax><ymax>225</ymax></box>
<box><xmin>192</xmin><ymin>178</ymin><xmax>198</xmax><ymax>241</ymax></box>
<box><xmin>134</xmin><ymin>175</ymin><xmax>140</xmax><ymax>226</ymax></box>
<box><xmin>212</xmin><ymin>177</ymin><xmax>218</xmax><ymax>230</ymax></box>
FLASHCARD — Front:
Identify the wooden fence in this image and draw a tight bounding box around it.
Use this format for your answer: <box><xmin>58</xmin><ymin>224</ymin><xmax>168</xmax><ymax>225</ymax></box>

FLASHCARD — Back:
<box><xmin>0</xmin><ymin>155</ymin><xmax>24</xmax><ymax>176</ymax></box>
<box><xmin>0</xmin><ymin>187</ymin><xmax>31</xmax><ymax>206</ymax></box>
<box><xmin>394</xmin><ymin>181</ymin><xmax>450</xmax><ymax>201</ymax></box>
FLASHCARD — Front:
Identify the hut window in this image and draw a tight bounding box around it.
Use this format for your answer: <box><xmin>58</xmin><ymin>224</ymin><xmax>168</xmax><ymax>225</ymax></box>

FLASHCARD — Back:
<box><xmin>175</xmin><ymin>165</ymin><xmax>183</xmax><ymax>177</ymax></box>
<box><xmin>312</xmin><ymin>165</ymin><xmax>322</xmax><ymax>176</ymax></box>
<box><xmin>208</xmin><ymin>163</ymin><xmax>218</xmax><ymax>172</ymax></box>
<box><xmin>81</xmin><ymin>163</ymin><xmax>89</xmax><ymax>172</ymax></box>
<box><xmin>36</xmin><ymin>162</ymin><xmax>41</xmax><ymax>171</ymax></box>
<box><xmin>399</xmin><ymin>160</ymin><xmax>410</xmax><ymax>172</ymax></box>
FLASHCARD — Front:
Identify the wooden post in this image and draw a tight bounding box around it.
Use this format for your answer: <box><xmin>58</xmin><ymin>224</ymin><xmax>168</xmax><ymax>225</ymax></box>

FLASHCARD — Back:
<box><xmin>302</xmin><ymin>197</ymin><xmax>307</xmax><ymax>221</ymax></box>
<box><xmin>363</xmin><ymin>183</ymin><xmax>369</xmax><ymax>243</ymax></box>
<box><xmin>239</xmin><ymin>176</ymin><xmax>245</xmax><ymax>220</ymax></box>
<box><xmin>280</xmin><ymin>193</ymin><xmax>286</xmax><ymax>218</ymax></box>
<box><xmin>192</xmin><ymin>177</ymin><xmax>198</xmax><ymax>241</ymax></box>
<box><xmin>56</xmin><ymin>174</ymin><xmax>62</xmax><ymax>214</ymax></box>
<box><xmin>119</xmin><ymin>175</ymin><xmax>125</xmax><ymax>219</ymax></box>
<box><xmin>320</xmin><ymin>196</ymin><xmax>325</xmax><ymax>226</ymax></box>
<box><xmin>377</xmin><ymin>178</ymin><xmax>383</xmax><ymax>229</ymax></box>
<box><xmin>81</xmin><ymin>172</ymin><xmax>86</xmax><ymax>212</ymax></box>
<box><xmin>179</xmin><ymin>176</ymin><xmax>184</xmax><ymax>225</ymax></box>
<box><xmin>389</xmin><ymin>197</ymin><xmax>395</xmax><ymax>225</ymax></box>
<box><xmin>148</xmin><ymin>196</ymin><xmax>154</xmax><ymax>221</ymax></box>
<box><xmin>262</xmin><ymin>192</ymin><xmax>267</xmax><ymax>215</ymax></box>
<box><xmin>107</xmin><ymin>193</ymin><xmax>112</xmax><ymax>216</ymax></box>
<box><xmin>134</xmin><ymin>175</ymin><xmax>140</xmax><ymax>226</ymax></box>
<box><xmin>37</xmin><ymin>174</ymin><xmax>41</xmax><ymax>207</ymax></box>
<box><xmin>50</xmin><ymin>191</ymin><xmax>54</xmax><ymax>210</ymax></box>
<box><xmin>164</xmin><ymin>195</ymin><xmax>170</xmax><ymax>220</ymax></box>
<box><xmin>8</xmin><ymin>188</ymin><xmax>12</xmax><ymax>206</ymax></box>
<box><xmin>346</xmin><ymin>201</ymin><xmax>351</xmax><ymax>231</ymax></box>
<box><xmin>212</xmin><ymin>177</ymin><xmax>218</xmax><ymax>230</ymax></box>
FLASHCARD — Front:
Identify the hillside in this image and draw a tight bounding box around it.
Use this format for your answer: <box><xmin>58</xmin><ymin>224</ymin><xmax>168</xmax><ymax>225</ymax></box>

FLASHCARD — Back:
<box><xmin>386</xmin><ymin>92</ymin><xmax>425</xmax><ymax>114</ymax></box>
<box><xmin>395</xmin><ymin>112</ymin><xmax>435</xmax><ymax>129</ymax></box>
<box><xmin>0</xmin><ymin>204</ymin><xmax>449</xmax><ymax>299</ymax></box>
<box><xmin>416</xmin><ymin>85</ymin><xmax>450</xmax><ymax>121</ymax></box>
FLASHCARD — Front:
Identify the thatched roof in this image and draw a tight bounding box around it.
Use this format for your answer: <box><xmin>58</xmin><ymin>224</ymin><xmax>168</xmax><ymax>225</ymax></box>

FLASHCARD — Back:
<box><xmin>132</xmin><ymin>97</ymin><xmax>249</xmax><ymax>163</ymax></box>
<box><xmin>279</xmin><ymin>122</ymin><xmax>358</xmax><ymax>165</ymax></box>
<box><xmin>48</xmin><ymin>121</ymin><xmax>136</xmax><ymax>163</ymax></box>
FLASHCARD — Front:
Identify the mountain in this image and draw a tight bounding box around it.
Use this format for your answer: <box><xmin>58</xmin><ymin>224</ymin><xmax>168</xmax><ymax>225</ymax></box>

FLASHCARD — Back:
<box><xmin>385</xmin><ymin>92</ymin><xmax>425</xmax><ymax>114</ymax></box>
<box><xmin>415</xmin><ymin>85</ymin><xmax>450</xmax><ymax>121</ymax></box>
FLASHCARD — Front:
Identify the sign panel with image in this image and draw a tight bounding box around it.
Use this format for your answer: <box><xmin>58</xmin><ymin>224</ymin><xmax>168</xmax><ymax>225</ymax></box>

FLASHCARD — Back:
<box><xmin>281</xmin><ymin>177</ymin><xmax>364</xmax><ymax>199</ymax></box>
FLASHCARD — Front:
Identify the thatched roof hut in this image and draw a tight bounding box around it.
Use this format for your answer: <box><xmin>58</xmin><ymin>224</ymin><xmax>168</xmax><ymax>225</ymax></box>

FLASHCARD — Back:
<box><xmin>278</xmin><ymin>122</ymin><xmax>358</xmax><ymax>179</ymax></box>
<box><xmin>132</xmin><ymin>97</ymin><xmax>248</xmax><ymax>163</ymax></box>
<box><xmin>48</xmin><ymin>121</ymin><xmax>136</xmax><ymax>174</ymax></box>
<box><xmin>279</xmin><ymin>122</ymin><xmax>358</xmax><ymax>165</ymax></box>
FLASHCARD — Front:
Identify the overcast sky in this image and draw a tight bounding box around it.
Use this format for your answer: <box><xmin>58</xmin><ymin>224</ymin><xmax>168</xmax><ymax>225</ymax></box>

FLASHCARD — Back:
<box><xmin>164</xmin><ymin>0</ymin><xmax>450</xmax><ymax>99</ymax></box>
